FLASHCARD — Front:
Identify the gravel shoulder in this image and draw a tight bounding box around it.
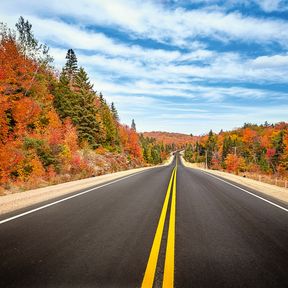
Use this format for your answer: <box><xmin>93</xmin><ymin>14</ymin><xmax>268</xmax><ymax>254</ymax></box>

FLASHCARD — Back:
<box><xmin>181</xmin><ymin>156</ymin><xmax>288</xmax><ymax>205</ymax></box>
<box><xmin>0</xmin><ymin>156</ymin><xmax>174</xmax><ymax>216</ymax></box>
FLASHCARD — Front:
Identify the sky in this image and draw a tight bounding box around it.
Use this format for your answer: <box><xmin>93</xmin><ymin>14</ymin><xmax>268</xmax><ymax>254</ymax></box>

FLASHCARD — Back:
<box><xmin>0</xmin><ymin>0</ymin><xmax>288</xmax><ymax>135</ymax></box>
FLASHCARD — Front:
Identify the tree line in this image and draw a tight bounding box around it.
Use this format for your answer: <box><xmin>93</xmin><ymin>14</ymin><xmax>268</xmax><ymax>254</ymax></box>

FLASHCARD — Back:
<box><xmin>184</xmin><ymin>122</ymin><xmax>288</xmax><ymax>177</ymax></box>
<box><xmin>0</xmin><ymin>17</ymin><xmax>171</xmax><ymax>191</ymax></box>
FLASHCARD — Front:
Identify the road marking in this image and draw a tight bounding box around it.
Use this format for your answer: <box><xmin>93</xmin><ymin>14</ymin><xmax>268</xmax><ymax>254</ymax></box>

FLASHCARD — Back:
<box><xmin>0</xmin><ymin>170</ymin><xmax>152</xmax><ymax>225</ymax></box>
<box><xmin>163</xmin><ymin>165</ymin><xmax>177</xmax><ymax>287</ymax></box>
<box><xmin>141</xmin><ymin>167</ymin><xmax>176</xmax><ymax>288</ymax></box>
<box><xmin>202</xmin><ymin>171</ymin><xmax>288</xmax><ymax>213</ymax></box>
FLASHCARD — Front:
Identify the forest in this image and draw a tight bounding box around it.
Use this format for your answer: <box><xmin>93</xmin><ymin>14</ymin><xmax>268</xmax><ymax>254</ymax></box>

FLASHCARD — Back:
<box><xmin>1</xmin><ymin>17</ymin><xmax>287</xmax><ymax>194</ymax></box>
<box><xmin>184</xmin><ymin>122</ymin><xmax>288</xmax><ymax>184</ymax></box>
<box><xmin>0</xmin><ymin>18</ymin><xmax>171</xmax><ymax>193</ymax></box>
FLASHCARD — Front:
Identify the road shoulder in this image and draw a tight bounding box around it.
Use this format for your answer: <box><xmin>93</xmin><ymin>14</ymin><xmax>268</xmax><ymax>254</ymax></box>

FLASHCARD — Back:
<box><xmin>0</xmin><ymin>155</ymin><xmax>174</xmax><ymax>216</ymax></box>
<box><xmin>180</xmin><ymin>156</ymin><xmax>288</xmax><ymax>205</ymax></box>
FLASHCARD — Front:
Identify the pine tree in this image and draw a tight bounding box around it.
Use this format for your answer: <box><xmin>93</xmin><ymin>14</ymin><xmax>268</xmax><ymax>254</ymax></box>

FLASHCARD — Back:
<box><xmin>222</xmin><ymin>136</ymin><xmax>233</xmax><ymax>166</ymax></box>
<box><xmin>99</xmin><ymin>92</ymin><xmax>106</xmax><ymax>105</ymax></box>
<box><xmin>62</xmin><ymin>49</ymin><xmax>78</xmax><ymax>86</ymax></box>
<box><xmin>131</xmin><ymin>119</ymin><xmax>136</xmax><ymax>131</ymax></box>
<box><xmin>73</xmin><ymin>67</ymin><xmax>99</xmax><ymax>148</ymax></box>
<box><xmin>111</xmin><ymin>102</ymin><xmax>119</xmax><ymax>121</ymax></box>
<box><xmin>100</xmin><ymin>103</ymin><xmax>119</xmax><ymax>148</ymax></box>
<box><xmin>53</xmin><ymin>74</ymin><xmax>76</xmax><ymax>120</ymax></box>
<box><xmin>54</xmin><ymin>66</ymin><xmax>101</xmax><ymax>149</ymax></box>
<box><xmin>15</xmin><ymin>16</ymin><xmax>52</xmax><ymax>64</ymax></box>
<box><xmin>74</xmin><ymin>67</ymin><xmax>93</xmax><ymax>91</ymax></box>
<box><xmin>206</xmin><ymin>130</ymin><xmax>217</xmax><ymax>168</ymax></box>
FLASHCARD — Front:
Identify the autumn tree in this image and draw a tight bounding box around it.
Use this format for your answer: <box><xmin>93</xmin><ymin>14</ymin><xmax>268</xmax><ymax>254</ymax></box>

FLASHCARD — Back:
<box><xmin>184</xmin><ymin>122</ymin><xmax>288</xmax><ymax>178</ymax></box>
<box><xmin>225</xmin><ymin>154</ymin><xmax>246</xmax><ymax>174</ymax></box>
<box><xmin>2</xmin><ymin>18</ymin><xmax>168</xmax><ymax>191</ymax></box>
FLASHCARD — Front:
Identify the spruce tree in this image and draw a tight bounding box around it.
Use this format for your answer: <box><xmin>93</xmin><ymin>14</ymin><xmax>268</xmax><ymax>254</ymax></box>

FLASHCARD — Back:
<box><xmin>54</xmin><ymin>65</ymin><xmax>101</xmax><ymax>149</ymax></box>
<box><xmin>53</xmin><ymin>74</ymin><xmax>76</xmax><ymax>120</ymax></box>
<box><xmin>74</xmin><ymin>67</ymin><xmax>93</xmax><ymax>91</ymax></box>
<box><xmin>206</xmin><ymin>130</ymin><xmax>217</xmax><ymax>168</ymax></box>
<box><xmin>131</xmin><ymin>119</ymin><xmax>136</xmax><ymax>131</ymax></box>
<box><xmin>62</xmin><ymin>49</ymin><xmax>78</xmax><ymax>85</ymax></box>
<box><xmin>99</xmin><ymin>92</ymin><xmax>106</xmax><ymax>104</ymax></box>
<box><xmin>222</xmin><ymin>136</ymin><xmax>233</xmax><ymax>166</ymax></box>
<box><xmin>101</xmin><ymin>104</ymin><xmax>118</xmax><ymax>147</ymax></box>
<box><xmin>111</xmin><ymin>102</ymin><xmax>119</xmax><ymax>121</ymax></box>
<box><xmin>73</xmin><ymin>67</ymin><xmax>99</xmax><ymax>148</ymax></box>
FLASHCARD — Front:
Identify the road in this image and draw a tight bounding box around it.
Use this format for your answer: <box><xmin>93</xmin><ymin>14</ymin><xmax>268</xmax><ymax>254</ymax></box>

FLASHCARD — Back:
<box><xmin>1</xmin><ymin>154</ymin><xmax>288</xmax><ymax>287</ymax></box>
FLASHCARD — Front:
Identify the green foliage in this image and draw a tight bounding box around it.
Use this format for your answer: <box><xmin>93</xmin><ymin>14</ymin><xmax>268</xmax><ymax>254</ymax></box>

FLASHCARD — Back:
<box><xmin>53</xmin><ymin>75</ymin><xmax>73</xmax><ymax>116</ymax></box>
<box><xmin>23</xmin><ymin>137</ymin><xmax>59</xmax><ymax>170</ymax></box>
<box><xmin>184</xmin><ymin>144</ymin><xmax>193</xmax><ymax>162</ymax></box>
<box><xmin>62</xmin><ymin>48</ymin><xmax>78</xmax><ymax>85</ymax></box>
<box><xmin>100</xmin><ymin>102</ymin><xmax>119</xmax><ymax>148</ymax></box>
<box><xmin>111</xmin><ymin>102</ymin><xmax>119</xmax><ymax>121</ymax></box>
<box><xmin>99</xmin><ymin>92</ymin><xmax>105</xmax><ymax>104</ymax></box>
<box><xmin>206</xmin><ymin>130</ymin><xmax>217</xmax><ymax>168</ymax></box>
<box><xmin>272</xmin><ymin>130</ymin><xmax>285</xmax><ymax>165</ymax></box>
<box><xmin>222</xmin><ymin>136</ymin><xmax>233</xmax><ymax>165</ymax></box>
<box><xmin>140</xmin><ymin>134</ymin><xmax>172</xmax><ymax>164</ymax></box>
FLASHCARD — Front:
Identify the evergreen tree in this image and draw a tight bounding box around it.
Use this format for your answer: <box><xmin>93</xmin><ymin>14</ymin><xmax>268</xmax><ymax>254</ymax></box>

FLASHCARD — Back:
<box><xmin>222</xmin><ymin>136</ymin><xmax>233</xmax><ymax>166</ymax></box>
<box><xmin>272</xmin><ymin>130</ymin><xmax>286</xmax><ymax>170</ymax></box>
<box><xmin>62</xmin><ymin>49</ymin><xmax>78</xmax><ymax>85</ymax></box>
<box><xmin>131</xmin><ymin>119</ymin><xmax>136</xmax><ymax>131</ymax></box>
<box><xmin>99</xmin><ymin>102</ymin><xmax>119</xmax><ymax>148</ymax></box>
<box><xmin>74</xmin><ymin>67</ymin><xmax>93</xmax><ymax>91</ymax></box>
<box><xmin>73</xmin><ymin>67</ymin><xmax>99</xmax><ymax>148</ymax></box>
<box><xmin>184</xmin><ymin>144</ymin><xmax>193</xmax><ymax>162</ymax></box>
<box><xmin>15</xmin><ymin>16</ymin><xmax>52</xmax><ymax>64</ymax></box>
<box><xmin>99</xmin><ymin>92</ymin><xmax>105</xmax><ymax>104</ymax></box>
<box><xmin>111</xmin><ymin>102</ymin><xmax>119</xmax><ymax>121</ymax></box>
<box><xmin>54</xmin><ymin>66</ymin><xmax>101</xmax><ymax>149</ymax></box>
<box><xmin>206</xmin><ymin>130</ymin><xmax>217</xmax><ymax>168</ymax></box>
<box><xmin>53</xmin><ymin>74</ymin><xmax>76</xmax><ymax>120</ymax></box>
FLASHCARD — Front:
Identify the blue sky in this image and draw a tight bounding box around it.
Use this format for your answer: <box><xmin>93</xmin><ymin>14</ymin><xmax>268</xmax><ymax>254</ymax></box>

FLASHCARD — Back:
<box><xmin>1</xmin><ymin>0</ymin><xmax>288</xmax><ymax>134</ymax></box>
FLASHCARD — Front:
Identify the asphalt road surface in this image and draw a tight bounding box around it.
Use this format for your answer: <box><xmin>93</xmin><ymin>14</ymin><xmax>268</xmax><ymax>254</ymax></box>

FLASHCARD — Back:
<box><xmin>1</xmin><ymin>154</ymin><xmax>288</xmax><ymax>287</ymax></box>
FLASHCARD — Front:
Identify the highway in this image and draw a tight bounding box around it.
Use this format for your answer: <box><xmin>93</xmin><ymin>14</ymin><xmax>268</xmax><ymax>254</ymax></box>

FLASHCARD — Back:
<box><xmin>1</xmin><ymin>154</ymin><xmax>288</xmax><ymax>287</ymax></box>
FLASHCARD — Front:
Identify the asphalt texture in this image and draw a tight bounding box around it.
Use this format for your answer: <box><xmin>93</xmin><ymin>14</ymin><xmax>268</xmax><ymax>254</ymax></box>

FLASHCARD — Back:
<box><xmin>1</xmin><ymin>155</ymin><xmax>288</xmax><ymax>287</ymax></box>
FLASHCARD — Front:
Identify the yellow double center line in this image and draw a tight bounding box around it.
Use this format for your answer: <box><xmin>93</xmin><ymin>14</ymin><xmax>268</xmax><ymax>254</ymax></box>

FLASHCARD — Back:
<box><xmin>142</xmin><ymin>162</ymin><xmax>177</xmax><ymax>288</ymax></box>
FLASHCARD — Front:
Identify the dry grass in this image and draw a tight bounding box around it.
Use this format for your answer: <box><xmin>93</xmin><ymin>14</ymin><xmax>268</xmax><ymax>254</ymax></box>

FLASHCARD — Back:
<box><xmin>0</xmin><ymin>155</ymin><xmax>174</xmax><ymax>216</ymax></box>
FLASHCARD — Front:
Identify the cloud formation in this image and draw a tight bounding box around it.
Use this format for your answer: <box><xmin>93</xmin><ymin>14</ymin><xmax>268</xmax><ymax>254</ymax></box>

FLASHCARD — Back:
<box><xmin>0</xmin><ymin>0</ymin><xmax>287</xmax><ymax>134</ymax></box>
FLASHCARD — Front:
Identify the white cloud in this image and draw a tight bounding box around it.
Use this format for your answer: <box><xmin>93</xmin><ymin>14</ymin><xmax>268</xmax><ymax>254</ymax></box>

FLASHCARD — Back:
<box><xmin>251</xmin><ymin>54</ymin><xmax>288</xmax><ymax>67</ymax></box>
<box><xmin>1</xmin><ymin>0</ymin><xmax>287</xmax><ymax>133</ymax></box>
<box><xmin>1</xmin><ymin>0</ymin><xmax>288</xmax><ymax>47</ymax></box>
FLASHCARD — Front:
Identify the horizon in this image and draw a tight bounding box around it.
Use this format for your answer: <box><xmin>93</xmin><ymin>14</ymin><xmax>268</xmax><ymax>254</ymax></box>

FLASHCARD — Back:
<box><xmin>1</xmin><ymin>0</ymin><xmax>287</xmax><ymax>134</ymax></box>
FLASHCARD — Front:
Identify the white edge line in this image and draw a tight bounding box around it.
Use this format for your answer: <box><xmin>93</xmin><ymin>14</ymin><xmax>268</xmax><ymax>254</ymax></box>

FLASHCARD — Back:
<box><xmin>201</xmin><ymin>171</ymin><xmax>288</xmax><ymax>213</ymax></box>
<box><xmin>0</xmin><ymin>170</ymin><xmax>150</xmax><ymax>225</ymax></box>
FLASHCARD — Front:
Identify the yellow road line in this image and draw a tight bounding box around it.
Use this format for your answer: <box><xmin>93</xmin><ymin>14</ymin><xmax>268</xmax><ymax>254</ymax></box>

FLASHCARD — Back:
<box><xmin>141</xmin><ymin>167</ymin><xmax>176</xmax><ymax>288</ymax></box>
<box><xmin>163</xmin><ymin>165</ymin><xmax>177</xmax><ymax>287</ymax></box>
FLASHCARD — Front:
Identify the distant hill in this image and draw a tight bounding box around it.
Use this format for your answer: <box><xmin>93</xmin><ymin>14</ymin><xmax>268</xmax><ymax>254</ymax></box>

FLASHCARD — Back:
<box><xmin>142</xmin><ymin>131</ymin><xmax>196</xmax><ymax>146</ymax></box>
